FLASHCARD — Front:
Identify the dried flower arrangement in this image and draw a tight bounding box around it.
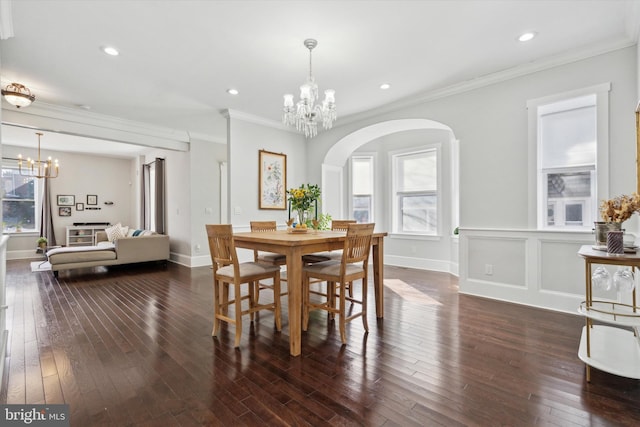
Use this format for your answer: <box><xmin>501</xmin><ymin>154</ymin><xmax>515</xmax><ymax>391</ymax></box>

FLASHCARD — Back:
<box><xmin>600</xmin><ymin>193</ymin><xmax>640</xmax><ymax>222</ymax></box>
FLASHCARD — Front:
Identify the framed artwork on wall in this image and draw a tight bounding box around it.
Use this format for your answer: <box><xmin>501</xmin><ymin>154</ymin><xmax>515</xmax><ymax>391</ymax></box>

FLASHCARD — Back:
<box><xmin>87</xmin><ymin>194</ymin><xmax>98</xmax><ymax>205</ymax></box>
<box><xmin>57</xmin><ymin>195</ymin><xmax>75</xmax><ymax>206</ymax></box>
<box><xmin>59</xmin><ymin>207</ymin><xmax>72</xmax><ymax>217</ymax></box>
<box><xmin>258</xmin><ymin>149</ymin><xmax>287</xmax><ymax>210</ymax></box>
<box><xmin>76</xmin><ymin>203</ymin><xmax>84</xmax><ymax>211</ymax></box>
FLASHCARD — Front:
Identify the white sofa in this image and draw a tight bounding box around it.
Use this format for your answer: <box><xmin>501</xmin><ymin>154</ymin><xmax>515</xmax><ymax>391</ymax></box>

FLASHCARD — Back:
<box><xmin>47</xmin><ymin>231</ymin><xmax>170</xmax><ymax>277</ymax></box>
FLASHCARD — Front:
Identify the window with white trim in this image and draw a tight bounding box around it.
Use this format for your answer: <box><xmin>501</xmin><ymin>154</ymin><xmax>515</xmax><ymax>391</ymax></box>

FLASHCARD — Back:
<box><xmin>391</xmin><ymin>148</ymin><xmax>438</xmax><ymax>235</ymax></box>
<box><xmin>2</xmin><ymin>167</ymin><xmax>38</xmax><ymax>233</ymax></box>
<box><xmin>538</xmin><ymin>95</ymin><xmax>597</xmax><ymax>228</ymax></box>
<box><xmin>350</xmin><ymin>155</ymin><xmax>374</xmax><ymax>223</ymax></box>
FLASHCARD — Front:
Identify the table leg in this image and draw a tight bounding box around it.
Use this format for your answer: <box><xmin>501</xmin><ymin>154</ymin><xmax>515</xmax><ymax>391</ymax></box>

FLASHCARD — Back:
<box><xmin>373</xmin><ymin>236</ymin><xmax>384</xmax><ymax>318</ymax></box>
<box><xmin>287</xmin><ymin>247</ymin><xmax>303</xmax><ymax>356</ymax></box>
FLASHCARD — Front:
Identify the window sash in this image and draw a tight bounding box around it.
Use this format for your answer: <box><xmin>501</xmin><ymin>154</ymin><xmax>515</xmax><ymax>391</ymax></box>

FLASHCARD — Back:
<box><xmin>391</xmin><ymin>147</ymin><xmax>439</xmax><ymax>235</ymax></box>
<box><xmin>2</xmin><ymin>167</ymin><xmax>39</xmax><ymax>232</ymax></box>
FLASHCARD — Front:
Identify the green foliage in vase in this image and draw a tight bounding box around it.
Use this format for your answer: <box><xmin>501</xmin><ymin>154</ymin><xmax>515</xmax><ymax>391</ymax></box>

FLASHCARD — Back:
<box><xmin>317</xmin><ymin>213</ymin><xmax>332</xmax><ymax>230</ymax></box>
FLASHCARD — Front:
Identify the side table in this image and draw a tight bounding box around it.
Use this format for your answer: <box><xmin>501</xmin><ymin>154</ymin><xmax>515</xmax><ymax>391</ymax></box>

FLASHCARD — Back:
<box><xmin>577</xmin><ymin>245</ymin><xmax>640</xmax><ymax>382</ymax></box>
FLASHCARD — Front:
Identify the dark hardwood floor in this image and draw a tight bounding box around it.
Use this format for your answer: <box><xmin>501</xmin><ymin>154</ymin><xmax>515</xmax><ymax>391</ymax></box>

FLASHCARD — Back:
<box><xmin>1</xmin><ymin>259</ymin><xmax>639</xmax><ymax>426</ymax></box>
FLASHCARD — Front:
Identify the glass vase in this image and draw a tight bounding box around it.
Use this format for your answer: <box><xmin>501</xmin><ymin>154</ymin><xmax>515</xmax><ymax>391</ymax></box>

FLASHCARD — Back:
<box><xmin>297</xmin><ymin>210</ymin><xmax>308</xmax><ymax>226</ymax></box>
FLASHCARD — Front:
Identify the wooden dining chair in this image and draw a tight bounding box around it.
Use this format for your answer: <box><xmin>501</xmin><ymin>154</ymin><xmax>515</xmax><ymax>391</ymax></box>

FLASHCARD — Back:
<box><xmin>306</xmin><ymin>219</ymin><xmax>359</xmax><ymax>296</ymax></box>
<box><xmin>250</xmin><ymin>221</ymin><xmax>288</xmax><ymax>302</ymax></box>
<box><xmin>302</xmin><ymin>222</ymin><xmax>375</xmax><ymax>344</ymax></box>
<box><xmin>331</xmin><ymin>219</ymin><xmax>358</xmax><ymax>232</ymax></box>
<box><xmin>250</xmin><ymin>221</ymin><xmax>287</xmax><ymax>265</ymax></box>
<box><xmin>206</xmin><ymin>224</ymin><xmax>282</xmax><ymax>348</ymax></box>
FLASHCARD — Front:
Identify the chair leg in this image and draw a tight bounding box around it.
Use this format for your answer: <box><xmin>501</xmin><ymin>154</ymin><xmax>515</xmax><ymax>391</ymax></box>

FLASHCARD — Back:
<box><xmin>254</xmin><ymin>282</ymin><xmax>261</xmax><ymax>305</ymax></box>
<box><xmin>348</xmin><ymin>281</ymin><xmax>353</xmax><ymax>298</ymax></box>
<box><xmin>339</xmin><ymin>281</ymin><xmax>347</xmax><ymax>344</ymax></box>
<box><xmin>274</xmin><ymin>273</ymin><xmax>282</xmax><ymax>331</ymax></box>
<box><xmin>222</xmin><ymin>283</ymin><xmax>230</xmax><ymax>316</ymax></box>
<box><xmin>234</xmin><ymin>282</ymin><xmax>242</xmax><ymax>348</ymax></box>
<box><xmin>361</xmin><ymin>277</ymin><xmax>369</xmax><ymax>333</ymax></box>
<box><xmin>212</xmin><ymin>279</ymin><xmax>222</xmax><ymax>337</ymax></box>
<box><xmin>302</xmin><ymin>275</ymin><xmax>310</xmax><ymax>331</ymax></box>
<box><xmin>248</xmin><ymin>281</ymin><xmax>256</xmax><ymax>322</ymax></box>
<box><xmin>328</xmin><ymin>281</ymin><xmax>336</xmax><ymax>320</ymax></box>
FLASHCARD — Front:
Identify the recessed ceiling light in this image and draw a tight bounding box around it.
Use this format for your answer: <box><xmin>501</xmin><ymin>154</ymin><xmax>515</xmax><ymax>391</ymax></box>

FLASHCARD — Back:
<box><xmin>379</xmin><ymin>83</ymin><xmax>391</xmax><ymax>90</ymax></box>
<box><xmin>227</xmin><ymin>88</ymin><xmax>239</xmax><ymax>95</ymax></box>
<box><xmin>518</xmin><ymin>32</ymin><xmax>537</xmax><ymax>42</ymax></box>
<box><xmin>101</xmin><ymin>46</ymin><xmax>119</xmax><ymax>56</ymax></box>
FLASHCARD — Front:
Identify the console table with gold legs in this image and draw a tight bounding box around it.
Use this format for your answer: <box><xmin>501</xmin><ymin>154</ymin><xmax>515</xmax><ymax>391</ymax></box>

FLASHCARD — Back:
<box><xmin>577</xmin><ymin>245</ymin><xmax>640</xmax><ymax>382</ymax></box>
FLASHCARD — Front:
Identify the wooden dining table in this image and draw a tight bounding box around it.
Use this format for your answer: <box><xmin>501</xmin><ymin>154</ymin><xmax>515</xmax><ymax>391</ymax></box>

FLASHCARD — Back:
<box><xmin>233</xmin><ymin>229</ymin><xmax>387</xmax><ymax>356</ymax></box>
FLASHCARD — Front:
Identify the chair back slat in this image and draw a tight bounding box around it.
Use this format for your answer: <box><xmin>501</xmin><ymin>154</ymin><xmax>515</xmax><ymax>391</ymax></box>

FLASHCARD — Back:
<box><xmin>250</xmin><ymin>221</ymin><xmax>277</xmax><ymax>232</ymax></box>
<box><xmin>331</xmin><ymin>219</ymin><xmax>357</xmax><ymax>231</ymax></box>
<box><xmin>343</xmin><ymin>223</ymin><xmax>375</xmax><ymax>265</ymax></box>
<box><xmin>206</xmin><ymin>224</ymin><xmax>238</xmax><ymax>272</ymax></box>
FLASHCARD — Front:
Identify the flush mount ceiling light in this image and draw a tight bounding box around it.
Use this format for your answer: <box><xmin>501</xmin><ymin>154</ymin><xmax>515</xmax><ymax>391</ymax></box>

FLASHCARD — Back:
<box><xmin>101</xmin><ymin>45</ymin><xmax>119</xmax><ymax>56</ymax></box>
<box><xmin>283</xmin><ymin>38</ymin><xmax>336</xmax><ymax>138</ymax></box>
<box><xmin>518</xmin><ymin>32</ymin><xmax>537</xmax><ymax>42</ymax></box>
<box><xmin>1</xmin><ymin>82</ymin><xmax>35</xmax><ymax>108</ymax></box>
<box><xmin>379</xmin><ymin>83</ymin><xmax>391</xmax><ymax>90</ymax></box>
<box><xmin>227</xmin><ymin>88</ymin><xmax>239</xmax><ymax>95</ymax></box>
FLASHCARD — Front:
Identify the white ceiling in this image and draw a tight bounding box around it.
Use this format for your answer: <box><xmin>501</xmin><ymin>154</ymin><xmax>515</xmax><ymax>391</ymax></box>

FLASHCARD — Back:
<box><xmin>0</xmin><ymin>0</ymin><xmax>639</xmax><ymax>155</ymax></box>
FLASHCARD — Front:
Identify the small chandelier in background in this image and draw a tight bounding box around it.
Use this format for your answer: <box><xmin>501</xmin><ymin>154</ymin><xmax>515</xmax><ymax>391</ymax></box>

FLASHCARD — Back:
<box><xmin>1</xmin><ymin>82</ymin><xmax>35</xmax><ymax>108</ymax></box>
<box><xmin>18</xmin><ymin>132</ymin><xmax>59</xmax><ymax>179</ymax></box>
<box><xmin>283</xmin><ymin>39</ymin><xmax>336</xmax><ymax>138</ymax></box>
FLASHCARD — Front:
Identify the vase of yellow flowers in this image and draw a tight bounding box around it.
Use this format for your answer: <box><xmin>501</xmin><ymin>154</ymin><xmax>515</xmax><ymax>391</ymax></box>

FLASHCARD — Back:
<box><xmin>595</xmin><ymin>193</ymin><xmax>640</xmax><ymax>247</ymax></box>
<box><xmin>287</xmin><ymin>183</ymin><xmax>321</xmax><ymax>226</ymax></box>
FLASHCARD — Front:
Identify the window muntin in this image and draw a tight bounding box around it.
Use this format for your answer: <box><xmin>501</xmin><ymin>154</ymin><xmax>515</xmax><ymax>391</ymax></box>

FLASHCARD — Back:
<box><xmin>2</xmin><ymin>168</ymin><xmax>38</xmax><ymax>233</ymax></box>
<box><xmin>392</xmin><ymin>148</ymin><xmax>438</xmax><ymax>235</ymax></box>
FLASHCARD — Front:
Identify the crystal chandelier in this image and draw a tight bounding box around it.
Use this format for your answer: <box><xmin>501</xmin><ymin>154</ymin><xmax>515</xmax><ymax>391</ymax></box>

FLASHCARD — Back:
<box><xmin>283</xmin><ymin>39</ymin><xmax>336</xmax><ymax>138</ymax></box>
<box><xmin>18</xmin><ymin>132</ymin><xmax>59</xmax><ymax>179</ymax></box>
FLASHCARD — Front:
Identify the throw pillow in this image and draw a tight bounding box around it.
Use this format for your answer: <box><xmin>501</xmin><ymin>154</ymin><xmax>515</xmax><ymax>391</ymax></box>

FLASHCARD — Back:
<box><xmin>105</xmin><ymin>223</ymin><xmax>127</xmax><ymax>242</ymax></box>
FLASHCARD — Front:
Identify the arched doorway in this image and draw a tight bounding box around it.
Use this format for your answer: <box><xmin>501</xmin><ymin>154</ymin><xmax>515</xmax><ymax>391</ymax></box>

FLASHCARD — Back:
<box><xmin>321</xmin><ymin>119</ymin><xmax>457</xmax><ymax>220</ymax></box>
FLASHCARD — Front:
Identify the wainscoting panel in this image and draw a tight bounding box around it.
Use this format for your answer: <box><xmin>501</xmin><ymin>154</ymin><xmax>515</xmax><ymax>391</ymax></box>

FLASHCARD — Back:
<box><xmin>467</xmin><ymin>235</ymin><xmax>527</xmax><ymax>287</ymax></box>
<box><xmin>538</xmin><ymin>239</ymin><xmax>586</xmax><ymax>294</ymax></box>
<box><xmin>459</xmin><ymin>228</ymin><xmax>602</xmax><ymax>314</ymax></box>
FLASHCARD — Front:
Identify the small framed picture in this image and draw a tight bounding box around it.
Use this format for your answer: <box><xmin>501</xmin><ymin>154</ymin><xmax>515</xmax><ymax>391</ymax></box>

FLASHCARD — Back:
<box><xmin>59</xmin><ymin>206</ymin><xmax>72</xmax><ymax>217</ymax></box>
<box><xmin>87</xmin><ymin>195</ymin><xmax>98</xmax><ymax>205</ymax></box>
<box><xmin>76</xmin><ymin>203</ymin><xmax>84</xmax><ymax>211</ymax></box>
<box><xmin>57</xmin><ymin>195</ymin><xmax>75</xmax><ymax>206</ymax></box>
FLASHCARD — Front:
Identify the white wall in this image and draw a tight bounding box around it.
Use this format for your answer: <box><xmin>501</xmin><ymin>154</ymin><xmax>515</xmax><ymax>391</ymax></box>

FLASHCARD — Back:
<box><xmin>189</xmin><ymin>138</ymin><xmax>227</xmax><ymax>267</ymax></box>
<box><xmin>226</xmin><ymin>113</ymin><xmax>306</xmax><ymax>230</ymax></box>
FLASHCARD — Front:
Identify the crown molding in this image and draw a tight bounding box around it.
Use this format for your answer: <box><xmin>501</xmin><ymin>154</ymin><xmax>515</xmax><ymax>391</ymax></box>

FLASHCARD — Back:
<box><xmin>2</xmin><ymin>101</ymin><xmax>191</xmax><ymax>151</ymax></box>
<box><xmin>222</xmin><ymin>109</ymin><xmax>297</xmax><ymax>134</ymax></box>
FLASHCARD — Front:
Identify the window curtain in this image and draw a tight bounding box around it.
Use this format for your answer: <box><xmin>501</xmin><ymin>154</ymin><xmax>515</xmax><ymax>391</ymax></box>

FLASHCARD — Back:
<box><xmin>142</xmin><ymin>158</ymin><xmax>165</xmax><ymax>234</ymax></box>
<box><xmin>39</xmin><ymin>177</ymin><xmax>56</xmax><ymax>245</ymax></box>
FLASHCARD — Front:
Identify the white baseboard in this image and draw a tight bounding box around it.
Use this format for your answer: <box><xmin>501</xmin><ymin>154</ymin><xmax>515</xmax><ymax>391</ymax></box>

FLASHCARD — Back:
<box><xmin>385</xmin><ymin>254</ymin><xmax>458</xmax><ymax>275</ymax></box>
<box><xmin>170</xmin><ymin>252</ymin><xmax>211</xmax><ymax>268</ymax></box>
<box><xmin>7</xmin><ymin>250</ymin><xmax>42</xmax><ymax>260</ymax></box>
